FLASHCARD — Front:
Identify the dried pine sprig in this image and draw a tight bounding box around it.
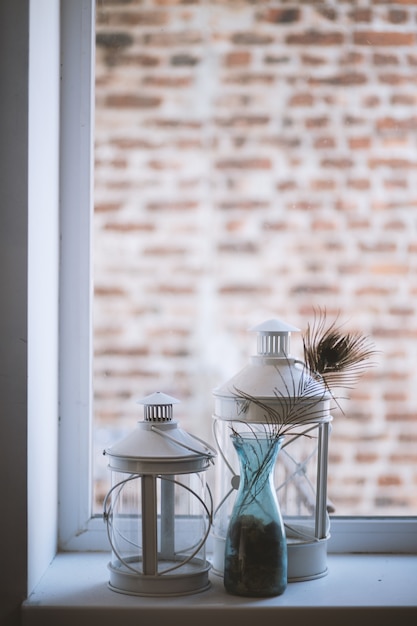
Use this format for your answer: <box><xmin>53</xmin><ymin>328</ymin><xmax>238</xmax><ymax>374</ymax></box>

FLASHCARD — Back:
<box><xmin>302</xmin><ymin>308</ymin><xmax>377</xmax><ymax>400</ymax></box>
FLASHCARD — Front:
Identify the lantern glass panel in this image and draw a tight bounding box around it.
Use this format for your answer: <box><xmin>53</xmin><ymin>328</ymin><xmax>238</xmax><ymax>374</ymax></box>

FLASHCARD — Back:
<box><xmin>275</xmin><ymin>425</ymin><xmax>329</xmax><ymax>543</ymax></box>
<box><xmin>107</xmin><ymin>471</ymin><xmax>209</xmax><ymax>577</ymax></box>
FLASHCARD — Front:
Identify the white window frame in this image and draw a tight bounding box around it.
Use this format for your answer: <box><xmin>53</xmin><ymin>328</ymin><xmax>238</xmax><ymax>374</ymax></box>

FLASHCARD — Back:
<box><xmin>58</xmin><ymin>0</ymin><xmax>417</xmax><ymax>555</ymax></box>
<box><xmin>58</xmin><ymin>0</ymin><xmax>105</xmax><ymax>551</ymax></box>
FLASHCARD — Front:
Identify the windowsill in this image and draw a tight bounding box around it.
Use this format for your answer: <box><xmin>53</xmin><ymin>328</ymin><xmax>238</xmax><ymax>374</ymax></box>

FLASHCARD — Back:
<box><xmin>22</xmin><ymin>552</ymin><xmax>417</xmax><ymax>626</ymax></box>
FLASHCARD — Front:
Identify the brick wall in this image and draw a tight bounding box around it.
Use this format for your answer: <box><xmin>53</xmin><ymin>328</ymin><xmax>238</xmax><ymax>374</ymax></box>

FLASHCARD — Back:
<box><xmin>93</xmin><ymin>0</ymin><xmax>417</xmax><ymax>515</ymax></box>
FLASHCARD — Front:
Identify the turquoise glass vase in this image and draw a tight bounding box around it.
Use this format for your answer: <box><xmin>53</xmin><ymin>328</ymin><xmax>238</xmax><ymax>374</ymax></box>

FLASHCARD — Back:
<box><xmin>224</xmin><ymin>432</ymin><xmax>287</xmax><ymax>597</ymax></box>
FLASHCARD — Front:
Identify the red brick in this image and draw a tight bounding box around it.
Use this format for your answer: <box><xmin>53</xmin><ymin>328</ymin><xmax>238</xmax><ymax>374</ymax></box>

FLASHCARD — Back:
<box><xmin>277</xmin><ymin>180</ymin><xmax>297</xmax><ymax>191</ymax></box>
<box><xmin>355</xmin><ymin>286</ymin><xmax>393</xmax><ymax>296</ymax></box>
<box><xmin>344</xmin><ymin>114</ymin><xmax>366</xmax><ymax>125</ymax></box>
<box><xmin>214</xmin><ymin>115</ymin><xmax>270</xmax><ymax>128</ymax></box>
<box><xmin>223</xmin><ymin>51</ymin><xmax>251</xmax><ymax>67</ymax></box>
<box><xmin>340</xmin><ymin>52</ymin><xmax>364</xmax><ymax>65</ymax></box>
<box><xmin>378</xmin><ymin>475</ymin><xmax>402</xmax><ymax>487</ymax></box>
<box><xmin>231</xmin><ymin>32</ymin><xmax>274</xmax><ymax>46</ymax></box>
<box><xmin>379</xmin><ymin>73</ymin><xmax>417</xmax><ymax>85</ymax></box>
<box><xmin>389</xmin><ymin>306</ymin><xmax>415</xmax><ymax>316</ymax></box>
<box><xmin>286</xmin><ymin>31</ymin><xmax>344</xmax><ymax>46</ymax></box>
<box><xmin>371</xmin><ymin>263</ymin><xmax>409</xmax><ymax>275</ymax></box>
<box><xmin>391</xmin><ymin>93</ymin><xmax>417</xmax><ymax>105</ymax></box>
<box><xmin>383</xmin><ymin>220</ymin><xmax>407</xmax><ymax>230</ymax></box>
<box><xmin>301</xmin><ymin>53</ymin><xmax>326</xmax><ymax>66</ymax></box>
<box><xmin>354</xmin><ymin>31</ymin><xmax>415</xmax><ymax>46</ymax></box>
<box><xmin>95</xmin><ymin>286</ymin><xmax>125</xmax><ymax>297</ymax></box>
<box><xmin>347</xmin><ymin>179</ymin><xmax>371</xmax><ymax>190</ymax></box>
<box><xmin>157</xmin><ymin>284</ymin><xmax>195</xmax><ymax>295</ymax></box>
<box><xmin>215</xmin><ymin>158</ymin><xmax>272</xmax><ymax>170</ymax></box>
<box><xmin>314</xmin><ymin>136</ymin><xmax>336</xmax><ymax>149</ymax></box>
<box><xmin>316</xmin><ymin>6</ymin><xmax>337</xmax><ymax>21</ymax></box>
<box><xmin>258</xmin><ymin>8</ymin><xmax>301</xmax><ymax>24</ymax></box>
<box><xmin>305</xmin><ymin>116</ymin><xmax>329</xmax><ymax>128</ymax></box>
<box><xmin>143</xmin><ymin>75</ymin><xmax>193</xmax><ymax>88</ymax></box>
<box><xmin>146</xmin><ymin>200</ymin><xmax>198</xmax><ymax>211</ymax></box>
<box><xmin>369</xmin><ymin>157</ymin><xmax>417</xmax><ymax>169</ymax></box>
<box><xmin>310</xmin><ymin>72</ymin><xmax>367</xmax><ymax>86</ymax></box>
<box><xmin>143</xmin><ymin>31</ymin><xmax>202</xmax><ymax>46</ymax></box>
<box><xmin>362</xmin><ymin>94</ymin><xmax>380</xmax><ymax>107</ymax></box>
<box><xmin>321</xmin><ymin>157</ymin><xmax>354</xmax><ymax>168</ymax></box>
<box><xmin>106</xmin><ymin>94</ymin><xmax>162</xmax><ymax>108</ymax></box>
<box><xmin>95</xmin><ymin>346</ymin><xmax>149</xmax><ymax>357</ymax></box>
<box><xmin>104</xmin><ymin>222</ymin><xmax>154</xmax><ymax>232</ymax></box>
<box><xmin>219</xmin><ymin>200</ymin><xmax>269</xmax><ymax>211</ymax></box>
<box><xmin>290</xmin><ymin>284</ymin><xmax>340</xmax><ymax>295</ymax></box>
<box><xmin>349</xmin><ymin>8</ymin><xmax>372</xmax><ymax>22</ymax></box>
<box><xmin>264</xmin><ymin>54</ymin><xmax>291</xmax><ymax>65</ymax></box>
<box><xmin>356</xmin><ymin>452</ymin><xmax>378</xmax><ymax>463</ymax></box>
<box><xmin>143</xmin><ymin>245</ymin><xmax>187</xmax><ymax>256</ymax></box>
<box><xmin>289</xmin><ymin>93</ymin><xmax>314</xmax><ymax>106</ymax></box>
<box><xmin>288</xmin><ymin>201</ymin><xmax>320</xmax><ymax>211</ymax></box>
<box><xmin>335</xmin><ymin>201</ymin><xmax>358</xmax><ymax>215</ymax></box>
<box><xmin>171</xmin><ymin>54</ymin><xmax>200</xmax><ymax>67</ymax></box>
<box><xmin>219</xmin><ymin>284</ymin><xmax>270</xmax><ymax>295</ymax></box>
<box><xmin>111</xmin><ymin>138</ymin><xmax>161</xmax><ymax>149</ymax></box>
<box><xmin>348</xmin><ymin>137</ymin><xmax>371</xmax><ymax>149</ymax></box>
<box><xmin>377</xmin><ymin>116</ymin><xmax>417</xmax><ymax>131</ymax></box>
<box><xmin>390</xmin><ymin>453</ymin><xmax>417</xmax><ymax>463</ymax></box>
<box><xmin>359</xmin><ymin>241</ymin><xmax>396</xmax><ymax>253</ymax></box>
<box><xmin>312</xmin><ymin>219</ymin><xmax>338</xmax><ymax>231</ymax></box>
<box><xmin>387</xmin><ymin>9</ymin><xmax>408</xmax><ymax>24</ymax></box>
<box><xmin>148</xmin><ymin>119</ymin><xmax>202</xmax><ymax>130</ymax></box>
<box><xmin>310</xmin><ymin>179</ymin><xmax>336</xmax><ymax>191</ymax></box>
<box><xmin>98</xmin><ymin>10</ymin><xmax>169</xmax><ymax>26</ymax></box>
<box><xmin>95</xmin><ymin>202</ymin><xmax>123</xmax><ymax>213</ymax></box>
<box><xmin>224</xmin><ymin>72</ymin><xmax>275</xmax><ymax>85</ymax></box>
<box><xmin>218</xmin><ymin>241</ymin><xmax>258</xmax><ymax>254</ymax></box>
<box><xmin>383</xmin><ymin>178</ymin><xmax>408</xmax><ymax>189</ymax></box>
<box><xmin>154</xmin><ymin>0</ymin><xmax>199</xmax><ymax>6</ymax></box>
<box><xmin>147</xmin><ymin>159</ymin><xmax>180</xmax><ymax>171</ymax></box>
<box><xmin>96</xmin><ymin>32</ymin><xmax>133</xmax><ymax>50</ymax></box>
<box><xmin>373</xmin><ymin>52</ymin><xmax>399</xmax><ymax>65</ymax></box>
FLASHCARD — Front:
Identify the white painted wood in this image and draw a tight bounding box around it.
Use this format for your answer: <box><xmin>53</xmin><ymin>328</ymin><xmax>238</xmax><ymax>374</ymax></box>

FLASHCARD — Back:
<box><xmin>28</xmin><ymin>0</ymin><xmax>61</xmax><ymax>593</ymax></box>
<box><xmin>58</xmin><ymin>0</ymin><xmax>95</xmax><ymax>549</ymax></box>
<box><xmin>22</xmin><ymin>552</ymin><xmax>417</xmax><ymax>625</ymax></box>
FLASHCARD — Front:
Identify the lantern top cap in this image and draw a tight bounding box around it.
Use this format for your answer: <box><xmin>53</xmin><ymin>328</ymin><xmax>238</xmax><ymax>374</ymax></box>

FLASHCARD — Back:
<box><xmin>137</xmin><ymin>391</ymin><xmax>180</xmax><ymax>423</ymax></box>
<box><xmin>137</xmin><ymin>391</ymin><xmax>180</xmax><ymax>406</ymax></box>
<box><xmin>249</xmin><ymin>319</ymin><xmax>300</xmax><ymax>334</ymax></box>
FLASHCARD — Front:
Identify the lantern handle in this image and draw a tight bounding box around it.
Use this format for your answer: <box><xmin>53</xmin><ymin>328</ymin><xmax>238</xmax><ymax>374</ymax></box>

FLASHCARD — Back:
<box><xmin>150</xmin><ymin>426</ymin><xmax>217</xmax><ymax>462</ymax></box>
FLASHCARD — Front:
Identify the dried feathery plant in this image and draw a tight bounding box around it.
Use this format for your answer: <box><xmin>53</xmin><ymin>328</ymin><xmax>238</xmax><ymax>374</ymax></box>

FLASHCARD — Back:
<box><xmin>232</xmin><ymin>308</ymin><xmax>377</xmax><ymax>439</ymax></box>
<box><xmin>302</xmin><ymin>308</ymin><xmax>377</xmax><ymax>413</ymax></box>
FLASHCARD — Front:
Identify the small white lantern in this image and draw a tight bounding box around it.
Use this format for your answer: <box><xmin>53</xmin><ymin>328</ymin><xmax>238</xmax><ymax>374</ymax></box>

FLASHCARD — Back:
<box><xmin>212</xmin><ymin>320</ymin><xmax>332</xmax><ymax>582</ymax></box>
<box><xmin>103</xmin><ymin>392</ymin><xmax>216</xmax><ymax>596</ymax></box>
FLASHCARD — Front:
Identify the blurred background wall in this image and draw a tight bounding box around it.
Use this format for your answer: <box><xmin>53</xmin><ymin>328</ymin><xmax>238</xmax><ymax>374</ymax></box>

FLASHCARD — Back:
<box><xmin>93</xmin><ymin>0</ymin><xmax>417</xmax><ymax>516</ymax></box>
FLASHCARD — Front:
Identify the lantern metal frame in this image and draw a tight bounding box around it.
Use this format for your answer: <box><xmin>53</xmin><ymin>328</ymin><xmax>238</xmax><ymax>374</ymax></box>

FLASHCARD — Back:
<box><xmin>103</xmin><ymin>392</ymin><xmax>216</xmax><ymax>597</ymax></box>
<box><xmin>211</xmin><ymin>320</ymin><xmax>332</xmax><ymax>582</ymax></box>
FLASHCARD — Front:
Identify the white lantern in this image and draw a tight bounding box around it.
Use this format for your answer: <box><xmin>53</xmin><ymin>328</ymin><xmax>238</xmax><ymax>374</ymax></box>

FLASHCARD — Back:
<box><xmin>103</xmin><ymin>392</ymin><xmax>216</xmax><ymax>596</ymax></box>
<box><xmin>211</xmin><ymin>320</ymin><xmax>332</xmax><ymax>582</ymax></box>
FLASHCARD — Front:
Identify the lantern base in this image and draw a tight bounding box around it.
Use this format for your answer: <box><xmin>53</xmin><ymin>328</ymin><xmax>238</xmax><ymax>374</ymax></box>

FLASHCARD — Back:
<box><xmin>108</xmin><ymin>557</ymin><xmax>211</xmax><ymax>597</ymax></box>
<box><xmin>210</xmin><ymin>534</ymin><xmax>329</xmax><ymax>582</ymax></box>
<box><xmin>287</xmin><ymin>537</ymin><xmax>329</xmax><ymax>581</ymax></box>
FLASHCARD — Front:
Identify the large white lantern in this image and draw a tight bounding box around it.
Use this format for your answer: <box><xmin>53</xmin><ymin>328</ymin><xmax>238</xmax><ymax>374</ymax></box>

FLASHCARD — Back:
<box><xmin>212</xmin><ymin>320</ymin><xmax>332</xmax><ymax>582</ymax></box>
<box><xmin>103</xmin><ymin>392</ymin><xmax>216</xmax><ymax>596</ymax></box>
